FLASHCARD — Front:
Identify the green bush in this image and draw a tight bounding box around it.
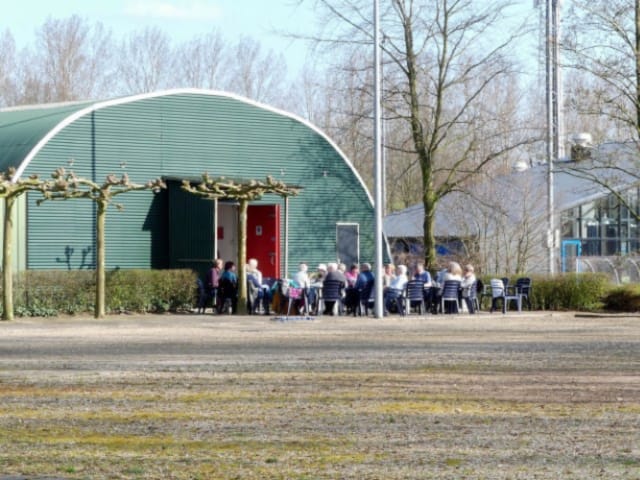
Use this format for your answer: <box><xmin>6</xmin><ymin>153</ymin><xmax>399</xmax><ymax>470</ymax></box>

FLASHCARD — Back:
<box><xmin>601</xmin><ymin>284</ymin><xmax>640</xmax><ymax>312</ymax></box>
<box><xmin>4</xmin><ymin>269</ymin><xmax>196</xmax><ymax>317</ymax></box>
<box><xmin>484</xmin><ymin>273</ymin><xmax>610</xmax><ymax>312</ymax></box>
<box><xmin>106</xmin><ymin>269</ymin><xmax>195</xmax><ymax>313</ymax></box>
<box><xmin>529</xmin><ymin>273</ymin><xmax>610</xmax><ymax>311</ymax></box>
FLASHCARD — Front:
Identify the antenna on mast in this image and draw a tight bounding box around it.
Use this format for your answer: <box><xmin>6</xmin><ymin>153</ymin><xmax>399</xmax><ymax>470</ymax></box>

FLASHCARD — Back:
<box><xmin>535</xmin><ymin>0</ymin><xmax>562</xmax><ymax>274</ymax></box>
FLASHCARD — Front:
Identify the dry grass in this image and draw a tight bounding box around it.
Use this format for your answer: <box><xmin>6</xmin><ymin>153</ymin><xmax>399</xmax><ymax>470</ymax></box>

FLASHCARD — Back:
<box><xmin>0</xmin><ymin>312</ymin><xmax>639</xmax><ymax>479</ymax></box>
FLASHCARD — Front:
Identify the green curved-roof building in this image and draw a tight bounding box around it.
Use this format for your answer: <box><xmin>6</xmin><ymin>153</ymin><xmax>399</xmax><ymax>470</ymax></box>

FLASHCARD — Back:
<box><xmin>0</xmin><ymin>89</ymin><xmax>380</xmax><ymax>279</ymax></box>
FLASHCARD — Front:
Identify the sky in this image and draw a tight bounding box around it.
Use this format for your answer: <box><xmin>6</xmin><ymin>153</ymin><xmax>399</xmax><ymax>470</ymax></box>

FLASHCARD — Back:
<box><xmin>2</xmin><ymin>0</ymin><xmax>314</xmax><ymax>73</ymax></box>
<box><xmin>2</xmin><ymin>0</ymin><xmax>547</xmax><ymax>82</ymax></box>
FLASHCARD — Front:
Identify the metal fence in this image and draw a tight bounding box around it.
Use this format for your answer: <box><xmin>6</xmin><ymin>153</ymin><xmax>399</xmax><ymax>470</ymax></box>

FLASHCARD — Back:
<box><xmin>576</xmin><ymin>256</ymin><xmax>640</xmax><ymax>284</ymax></box>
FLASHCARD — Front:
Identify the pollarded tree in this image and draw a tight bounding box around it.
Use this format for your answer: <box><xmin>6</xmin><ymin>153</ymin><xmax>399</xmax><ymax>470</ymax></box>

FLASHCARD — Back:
<box><xmin>37</xmin><ymin>168</ymin><xmax>166</xmax><ymax>318</ymax></box>
<box><xmin>182</xmin><ymin>174</ymin><xmax>300</xmax><ymax>314</ymax></box>
<box><xmin>0</xmin><ymin>168</ymin><xmax>55</xmax><ymax>320</ymax></box>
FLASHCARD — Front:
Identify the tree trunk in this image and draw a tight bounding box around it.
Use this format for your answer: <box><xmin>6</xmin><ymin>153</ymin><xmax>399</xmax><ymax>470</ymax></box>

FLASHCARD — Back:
<box><xmin>635</xmin><ymin>0</ymin><xmax>640</xmax><ymax>139</ymax></box>
<box><xmin>236</xmin><ymin>199</ymin><xmax>248</xmax><ymax>315</ymax></box>
<box><xmin>2</xmin><ymin>196</ymin><xmax>14</xmax><ymax>321</ymax></box>
<box><xmin>95</xmin><ymin>201</ymin><xmax>106</xmax><ymax>318</ymax></box>
<box><xmin>422</xmin><ymin>189</ymin><xmax>438</xmax><ymax>270</ymax></box>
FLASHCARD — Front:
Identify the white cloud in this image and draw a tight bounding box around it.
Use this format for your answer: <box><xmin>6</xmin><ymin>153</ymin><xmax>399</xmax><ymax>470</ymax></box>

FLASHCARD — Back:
<box><xmin>124</xmin><ymin>1</ymin><xmax>223</xmax><ymax>21</ymax></box>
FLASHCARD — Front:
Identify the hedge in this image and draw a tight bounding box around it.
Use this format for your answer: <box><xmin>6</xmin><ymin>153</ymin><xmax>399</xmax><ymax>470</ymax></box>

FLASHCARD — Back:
<box><xmin>5</xmin><ymin>269</ymin><xmax>196</xmax><ymax>317</ymax></box>
<box><xmin>1</xmin><ymin>270</ymin><xmax>634</xmax><ymax>317</ymax></box>
<box><xmin>482</xmin><ymin>273</ymin><xmax>611</xmax><ymax>312</ymax></box>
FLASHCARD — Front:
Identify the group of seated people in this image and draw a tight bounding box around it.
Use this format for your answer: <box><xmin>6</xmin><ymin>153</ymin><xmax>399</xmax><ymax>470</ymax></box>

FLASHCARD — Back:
<box><xmin>382</xmin><ymin>261</ymin><xmax>478</xmax><ymax>315</ymax></box>
<box><xmin>285</xmin><ymin>261</ymin><xmax>375</xmax><ymax>316</ymax></box>
<box><xmin>198</xmin><ymin>257</ymin><xmax>272</xmax><ymax>315</ymax></box>
<box><xmin>197</xmin><ymin>257</ymin><xmax>479</xmax><ymax>316</ymax></box>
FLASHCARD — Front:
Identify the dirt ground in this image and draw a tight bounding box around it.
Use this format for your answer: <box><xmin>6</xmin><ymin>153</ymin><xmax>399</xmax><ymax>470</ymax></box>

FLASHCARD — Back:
<box><xmin>0</xmin><ymin>311</ymin><xmax>639</xmax><ymax>479</ymax></box>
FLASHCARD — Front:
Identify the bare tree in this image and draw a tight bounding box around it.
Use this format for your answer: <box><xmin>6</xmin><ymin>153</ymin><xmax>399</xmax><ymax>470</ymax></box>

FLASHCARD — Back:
<box><xmin>172</xmin><ymin>29</ymin><xmax>227</xmax><ymax>89</ymax></box>
<box><xmin>222</xmin><ymin>36</ymin><xmax>288</xmax><ymax>105</ymax></box>
<box><xmin>117</xmin><ymin>27</ymin><xmax>173</xmax><ymax>94</ymax></box>
<box><xmin>558</xmin><ymin>0</ymin><xmax>640</xmax><ymax>226</ymax></box>
<box><xmin>564</xmin><ymin>0</ymin><xmax>640</xmax><ymax>143</ymax></box>
<box><xmin>0</xmin><ymin>30</ymin><xmax>17</xmax><ymax>107</ymax></box>
<box><xmin>296</xmin><ymin>0</ymin><xmax>533</xmax><ymax>268</ymax></box>
<box><xmin>17</xmin><ymin>15</ymin><xmax>115</xmax><ymax>103</ymax></box>
<box><xmin>563</xmin><ymin>71</ymin><xmax>626</xmax><ymax>144</ymax></box>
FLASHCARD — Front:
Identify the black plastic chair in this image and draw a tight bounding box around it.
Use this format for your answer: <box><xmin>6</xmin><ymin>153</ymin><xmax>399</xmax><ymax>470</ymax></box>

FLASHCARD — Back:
<box><xmin>356</xmin><ymin>279</ymin><xmax>375</xmax><ymax>316</ymax></box>
<box><xmin>440</xmin><ymin>280</ymin><xmax>461</xmax><ymax>314</ymax></box>
<box><xmin>384</xmin><ymin>287</ymin><xmax>406</xmax><ymax>316</ymax></box>
<box><xmin>218</xmin><ymin>277</ymin><xmax>238</xmax><ymax>314</ymax></box>
<box><xmin>489</xmin><ymin>278</ymin><xmax>521</xmax><ymax>314</ymax></box>
<box><xmin>320</xmin><ymin>279</ymin><xmax>344</xmax><ymax>316</ymax></box>
<box><xmin>196</xmin><ymin>278</ymin><xmax>208</xmax><ymax>314</ymax></box>
<box><xmin>405</xmin><ymin>279</ymin><xmax>426</xmax><ymax>315</ymax></box>
<box><xmin>515</xmin><ymin>277</ymin><xmax>532</xmax><ymax>310</ymax></box>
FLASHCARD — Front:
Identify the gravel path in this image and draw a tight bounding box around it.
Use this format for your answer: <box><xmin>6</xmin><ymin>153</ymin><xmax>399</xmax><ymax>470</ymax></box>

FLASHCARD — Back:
<box><xmin>0</xmin><ymin>311</ymin><xmax>639</xmax><ymax>479</ymax></box>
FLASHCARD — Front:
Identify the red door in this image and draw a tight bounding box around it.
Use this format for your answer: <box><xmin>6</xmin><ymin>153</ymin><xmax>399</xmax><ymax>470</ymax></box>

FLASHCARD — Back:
<box><xmin>247</xmin><ymin>205</ymin><xmax>280</xmax><ymax>279</ymax></box>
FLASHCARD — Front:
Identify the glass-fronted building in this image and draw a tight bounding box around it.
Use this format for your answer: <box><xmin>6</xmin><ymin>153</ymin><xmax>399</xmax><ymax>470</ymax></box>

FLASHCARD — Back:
<box><xmin>561</xmin><ymin>186</ymin><xmax>640</xmax><ymax>256</ymax></box>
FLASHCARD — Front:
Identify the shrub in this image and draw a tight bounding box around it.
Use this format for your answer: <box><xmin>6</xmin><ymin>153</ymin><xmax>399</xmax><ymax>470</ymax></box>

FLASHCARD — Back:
<box><xmin>485</xmin><ymin>273</ymin><xmax>610</xmax><ymax>312</ymax></box>
<box><xmin>106</xmin><ymin>269</ymin><xmax>195</xmax><ymax>313</ymax></box>
<box><xmin>3</xmin><ymin>269</ymin><xmax>196</xmax><ymax>317</ymax></box>
<box><xmin>601</xmin><ymin>284</ymin><xmax>640</xmax><ymax>312</ymax></box>
<box><xmin>528</xmin><ymin>273</ymin><xmax>610</xmax><ymax>311</ymax></box>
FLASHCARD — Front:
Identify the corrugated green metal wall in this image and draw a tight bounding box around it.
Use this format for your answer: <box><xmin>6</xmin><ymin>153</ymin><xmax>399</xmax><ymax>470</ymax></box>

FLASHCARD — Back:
<box><xmin>21</xmin><ymin>92</ymin><xmax>376</xmax><ymax>271</ymax></box>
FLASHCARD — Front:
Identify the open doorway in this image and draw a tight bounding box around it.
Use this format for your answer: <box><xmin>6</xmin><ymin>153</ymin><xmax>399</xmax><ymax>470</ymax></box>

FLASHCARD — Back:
<box><xmin>217</xmin><ymin>203</ymin><xmax>239</xmax><ymax>264</ymax></box>
<box><xmin>216</xmin><ymin>203</ymin><xmax>281</xmax><ymax>279</ymax></box>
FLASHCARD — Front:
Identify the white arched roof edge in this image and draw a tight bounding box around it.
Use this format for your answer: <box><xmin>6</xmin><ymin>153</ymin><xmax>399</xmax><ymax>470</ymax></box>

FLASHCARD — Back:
<box><xmin>13</xmin><ymin>88</ymin><xmax>374</xmax><ymax>206</ymax></box>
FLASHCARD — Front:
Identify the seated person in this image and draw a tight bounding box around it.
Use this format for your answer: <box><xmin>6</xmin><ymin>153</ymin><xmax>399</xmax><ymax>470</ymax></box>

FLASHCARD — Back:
<box><xmin>345</xmin><ymin>264</ymin><xmax>359</xmax><ymax>288</ymax></box>
<box><xmin>343</xmin><ymin>264</ymin><xmax>360</xmax><ymax>313</ymax></box>
<box><xmin>206</xmin><ymin>258</ymin><xmax>223</xmax><ymax>313</ymax></box>
<box><xmin>246</xmin><ymin>258</ymin><xmax>271</xmax><ymax>315</ymax></box>
<box><xmin>291</xmin><ymin>263</ymin><xmax>311</xmax><ymax>314</ymax></box>
<box><xmin>218</xmin><ymin>261</ymin><xmax>238</xmax><ymax>314</ymax></box>
<box><xmin>308</xmin><ymin>263</ymin><xmax>327</xmax><ymax>314</ymax></box>
<box><xmin>352</xmin><ymin>262</ymin><xmax>375</xmax><ymax>315</ymax></box>
<box><xmin>322</xmin><ymin>262</ymin><xmax>346</xmax><ymax>315</ymax></box>
<box><xmin>432</xmin><ymin>262</ymin><xmax>461</xmax><ymax>313</ymax></box>
<box><xmin>460</xmin><ymin>264</ymin><xmax>477</xmax><ymax>313</ymax></box>
<box><xmin>383</xmin><ymin>263</ymin><xmax>396</xmax><ymax>289</ymax></box>
<box><xmin>413</xmin><ymin>262</ymin><xmax>433</xmax><ymax>311</ymax></box>
<box><xmin>293</xmin><ymin>262</ymin><xmax>311</xmax><ymax>289</ymax></box>
<box><xmin>384</xmin><ymin>264</ymin><xmax>408</xmax><ymax>314</ymax></box>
